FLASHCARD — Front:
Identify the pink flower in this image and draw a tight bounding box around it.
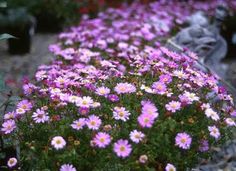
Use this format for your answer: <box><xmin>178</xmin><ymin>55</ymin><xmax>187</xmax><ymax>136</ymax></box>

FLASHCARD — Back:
<box><xmin>114</xmin><ymin>83</ymin><xmax>136</xmax><ymax>94</ymax></box>
<box><xmin>4</xmin><ymin>112</ymin><xmax>16</xmax><ymax>120</ymax></box>
<box><xmin>141</xmin><ymin>100</ymin><xmax>158</xmax><ymax>119</ymax></box>
<box><xmin>51</xmin><ymin>136</ymin><xmax>66</xmax><ymax>150</ymax></box>
<box><xmin>112</xmin><ymin>107</ymin><xmax>130</xmax><ymax>121</ymax></box>
<box><xmin>205</xmin><ymin>108</ymin><xmax>219</xmax><ymax>121</ymax></box>
<box><xmin>152</xmin><ymin>81</ymin><xmax>167</xmax><ymax>95</ymax></box>
<box><xmin>159</xmin><ymin>74</ymin><xmax>172</xmax><ymax>84</ymax></box>
<box><xmin>113</xmin><ymin>139</ymin><xmax>132</xmax><ymax>158</ymax></box>
<box><xmin>129</xmin><ymin>130</ymin><xmax>145</xmax><ymax>143</ymax></box>
<box><xmin>165</xmin><ymin>101</ymin><xmax>181</xmax><ymax>113</ymax></box>
<box><xmin>1</xmin><ymin>119</ymin><xmax>16</xmax><ymax>134</ymax></box>
<box><xmin>93</xmin><ymin>132</ymin><xmax>111</xmax><ymax>148</ymax></box>
<box><xmin>86</xmin><ymin>115</ymin><xmax>102</xmax><ymax>130</ymax></box>
<box><xmin>60</xmin><ymin>164</ymin><xmax>76</xmax><ymax>171</ymax></box>
<box><xmin>225</xmin><ymin>118</ymin><xmax>236</xmax><ymax>126</ymax></box>
<box><xmin>208</xmin><ymin>126</ymin><xmax>220</xmax><ymax>139</ymax></box>
<box><xmin>175</xmin><ymin>132</ymin><xmax>192</xmax><ymax>149</ymax></box>
<box><xmin>138</xmin><ymin>113</ymin><xmax>155</xmax><ymax>128</ymax></box>
<box><xmin>95</xmin><ymin>86</ymin><xmax>110</xmax><ymax>96</ymax></box>
<box><xmin>32</xmin><ymin>108</ymin><xmax>49</xmax><ymax>123</ymax></box>
<box><xmin>7</xmin><ymin>157</ymin><xmax>17</xmax><ymax>168</ymax></box>
<box><xmin>71</xmin><ymin>118</ymin><xmax>86</xmax><ymax>130</ymax></box>
<box><xmin>165</xmin><ymin>163</ymin><xmax>176</xmax><ymax>171</ymax></box>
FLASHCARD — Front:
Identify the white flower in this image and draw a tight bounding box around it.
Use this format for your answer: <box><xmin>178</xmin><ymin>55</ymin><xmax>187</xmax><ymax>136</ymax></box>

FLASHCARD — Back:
<box><xmin>112</xmin><ymin>107</ymin><xmax>130</xmax><ymax>121</ymax></box>
<box><xmin>165</xmin><ymin>163</ymin><xmax>176</xmax><ymax>171</ymax></box>
<box><xmin>208</xmin><ymin>126</ymin><xmax>220</xmax><ymax>139</ymax></box>
<box><xmin>130</xmin><ymin>130</ymin><xmax>145</xmax><ymax>143</ymax></box>
<box><xmin>76</xmin><ymin>96</ymin><xmax>93</xmax><ymax>108</ymax></box>
<box><xmin>205</xmin><ymin>108</ymin><xmax>220</xmax><ymax>121</ymax></box>
<box><xmin>51</xmin><ymin>136</ymin><xmax>66</xmax><ymax>150</ymax></box>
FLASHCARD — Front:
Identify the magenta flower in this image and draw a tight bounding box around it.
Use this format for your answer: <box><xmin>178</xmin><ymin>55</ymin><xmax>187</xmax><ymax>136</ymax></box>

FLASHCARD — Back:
<box><xmin>113</xmin><ymin>139</ymin><xmax>132</xmax><ymax>158</ymax></box>
<box><xmin>165</xmin><ymin>101</ymin><xmax>181</xmax><ymax>113</ymax></box>
<box><xmin>114</xmin><ymin>83</ymin><xmax>136</xmax><ymax>94</ymax></box>
<box><xmin>138</xmin><ymin>113</ymin><xmax>155</xmax><ymax>128</ymax></box>
<box><xmin>108</xmin><ymin>94</ymin><xmax>119</xmax><ymax>102</ymax></box>
<box><xmin>71</xmin><ymin>118</ymin><xmax>86</xmax><ymax>130</ymax></box>
<box><xmin>175</xmin><ymin>132</ymin><xmax>192</xmax><ymax>149</ymax></box>
<box><xmin>152</xmin><ymin>81</ymin><xmax>167</xmax><ymax>95</ymax></box>
<box><xmin>60</xmin><ymin>164</ymin><xmax>76</xmax><ymax>171</ymax></box>
<box><xmin>78</xmin><ymin>107</ymin><xmax>89</xmax><ymax>115</ymax></box>
<box><xmin>112</xmin><ymin>107</ymin><xmax>130</xmax><ymax>121</ymax></box>
<box><xmin>93</xmin><ymin>132</ymin><xmax>111</xmax><ymax>148</ymax></box>
<box><xmin>1</xmin><ymin>119</ymin><xmax>16</xmax><ymax>134</ymax></box>
<box><xmin>32</xmin><ymin>108</ymin><xmax>49</xmax><ymax>123</ymax></box>
<box><xmin>86</xmin><ymin>115</ymin><xmax>102</xmax><ymax>130</ymax></box>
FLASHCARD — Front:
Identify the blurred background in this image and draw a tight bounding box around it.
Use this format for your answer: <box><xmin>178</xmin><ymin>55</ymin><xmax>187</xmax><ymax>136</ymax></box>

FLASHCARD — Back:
<box><xmin>0</xmin><ymin>0</ymin><xmax>236</xmax><ymax>92</ymax></box>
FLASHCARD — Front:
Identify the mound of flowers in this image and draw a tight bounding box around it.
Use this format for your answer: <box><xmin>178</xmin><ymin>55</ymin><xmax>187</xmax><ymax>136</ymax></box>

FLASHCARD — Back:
<box><xmin>1</xmin><ymin>1</ymin><xmax>236</xmax><ymax>171</ymax></box>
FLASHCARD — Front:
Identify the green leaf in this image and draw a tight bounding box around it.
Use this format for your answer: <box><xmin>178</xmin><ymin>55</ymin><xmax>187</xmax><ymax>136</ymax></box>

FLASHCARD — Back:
<box><xmin>0</xmin><ymin>33</ymin><xmax>16</xmax><ymax>41</ymax></box>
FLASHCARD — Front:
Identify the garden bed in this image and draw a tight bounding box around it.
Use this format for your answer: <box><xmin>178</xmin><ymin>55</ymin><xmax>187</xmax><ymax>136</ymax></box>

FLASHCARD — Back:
<box><xmin>1</xmin><ymin>1</ymin><xmax>236</xmax><ymax>170</ymax></box>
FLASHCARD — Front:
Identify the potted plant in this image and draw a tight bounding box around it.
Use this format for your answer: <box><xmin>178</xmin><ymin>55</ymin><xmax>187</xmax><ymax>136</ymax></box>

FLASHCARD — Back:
<box><xmin>4</xmin><ymin>8</ymin><xmax>35</xmax><ymax>54</ymax></box>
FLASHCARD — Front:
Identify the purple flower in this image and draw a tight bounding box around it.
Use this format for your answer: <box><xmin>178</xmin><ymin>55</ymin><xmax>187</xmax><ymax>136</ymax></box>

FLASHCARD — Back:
<box><xmin>141</xmin><ymin>100</ymin><xmax>158</xmax><ymax>119</ymax></box>
<box><xmin>159</xmin><ymin>74</ymin><xmax>172</xmax><ymax>84</ymax></box>
<box><xmin>78</xmin><ymin>107</ymin><xmax>89</xmax><ymax>115</ymax></box>
<box><xmin>175</xmin><ymin>132</ymin><xmax>192</xmax><ymax>149</ymax></box>
<box><xmin>17</xmin><ymin>100</ymin><xmax>33</xmax><ymax>111</ymax></box>
<box><xmin>71</xmin><ymin>118</ymin><xmax>86</xmax><ymax>130</ymax></box>
<box><xmin>113</xmin><ymin>139</ymin><xmax>132</xmax><ymax>158</ymax></box>
<box><xmin>86</xmin><ymin>115</ymin><xmax>102</xmax><ymax>130</ymax></box>
<box><xmin>199</xmin><ymin>139</ymin><xmax>209</xmax><ymax>152</ymax></box>
<box><xmin>152</xmin><ymin>81</ymin><xmax>167</xmax><ymax>95</ymax></box>
<box><xmin>93</xmin><ymin>132</ymin><xmax>111</xmax><ymax>148</ymax></box>
<box><xmin>60</xmin><ymin>164</ymin><xmax>76</xmax><ymax>171</ymax></box>
<box><xmin>1</xmin><ymin>119</ymin><xmax>16</xmax><ymax>134</ymax></box>
<box><xmin>108</xmin><ymin>94</ymin><xmax>119</xmax><ymax>102</ymax></box>
<box><xmin>7</xmin><ymin>157</ymin><xmax>17</xmax><ymax>168</ymax></box>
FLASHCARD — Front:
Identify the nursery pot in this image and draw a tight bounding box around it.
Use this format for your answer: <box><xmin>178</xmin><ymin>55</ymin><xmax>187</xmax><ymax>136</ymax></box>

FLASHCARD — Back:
<box><xmin>35</xmin><ymin>12</ymin><xmax>63</xmax><ymax>33</ymax></box>
<box><xmin>7</xmin><ymin>25</ymin><xmax>32</xmax><ymax>54</ymax></box>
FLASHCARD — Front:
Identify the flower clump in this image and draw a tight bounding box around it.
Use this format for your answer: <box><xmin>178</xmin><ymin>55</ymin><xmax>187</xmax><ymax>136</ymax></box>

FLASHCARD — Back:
<box><xmin>1</xmin><ymin>1</ymin><xmax>236</xmax><ymax>170</ymax></box>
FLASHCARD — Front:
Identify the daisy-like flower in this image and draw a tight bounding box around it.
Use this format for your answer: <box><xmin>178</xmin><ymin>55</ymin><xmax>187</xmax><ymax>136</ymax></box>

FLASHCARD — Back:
<box><xmin>152</xmin><ymin>81</ymin><xmax>167</xmax><ymax>95</ymax></box>
<box><xmin>205</xmin><ymin>108</ymin><xmax>220</xmax><ymax>121</ymax></box>
<box><xmin>159</xmin><ymin>74</ymin><xmax>172</xmax><ymax>84</ymax></box>
<box><xmin>141</xmin><ymin>100</ymin><xmax>158</xmax><ymax>119</ymax></box>
<box><xmin>4</xmin><ymin>111</ymin><xmax>16</xmax><ymax>120</ymax></box>
<box><xmin>225</xmin><ymin>118</ymin><xmax>236</xmax><ymax>126</ymax></box>
<box><xmin>76</xmin><ymin>96</ymin><xmax>94</xmax><ymax>108</ymax></box>
<box><xmin>113</xmin><ymin>107</ymin><xmax>130</xmax><ymax>121</ymax></box>
<box><xmin>1</xmin><ymin>119</ymin><xmax>16</xmax><ymax>134</ymax></box>
<box><xmin>139</xmin><ymin>155</ymin><xmax>148</xmax><ymax>164</ymax></box>
<box><xmin>165</xmin><ymin>163</ymin><xmax>176</xmax><ymax>171</ymax></box>
<box><xmin>68</xmin><ymin>95</ymin><xmax>79</xmax><ymax>103</ymax></box>
<box><xmin>7</xmin><ymin>157</ymin><xmax>17</xmax><ymax>168</ymax></box>
<box><xmin>51</xmin><ymin>136</ymin><xmax>66</xmax><ymax>150</ymax></box>
<box><xmin>129</xmin><ymin>130</ymin><xmax>145</xmax><ymax>143</ymax></box>
<box><xmin>138</xmin><ymin>113</ymin><xmax>155</xmax><ymax>128</ymax></box>
<box><xmin>17</xmin><ymin>100</ymin><xmax>33</xmax><ymax>111</ymax></box>
<box><xmin>114</xmin><ymin>83</ymin><xmax>136</xmax><ymax>94</ymax></box>
<box><xmin>175</xmin><ymin>132</ymin><xmax>192</xmax><ymax>149</ymax></box>
<box><xmin>71</xmin><ymin>118</ymin><xmax>86</xmax><ymax>130</ymax></box>
<box><xmin>173</xmin><ymin>70</ymin><xmax>188</xmax><ymax>79</ymax></box>
<box><xmin>78</xmin><ymin>107</ymin><xmax>89</xmax><ymax>115</ymax></box>
<box><xmin>86</xmin><ymin>115</ymin><xmax>102</xmax><ymax>130</ymax></box>
<box><xmin>108</xmin><ymin>94</ymin><xmax>119</xmax><ymax>102</ymax></box>
<box><xmin>165</xmin><ymin>101</ymin><xmax>181</xmax><ymax>113</ymax></box>
<box><xmin>16</xmin><ymin>108</ymin><xmax>26</xmax><ymax>115</ymax></box>
<box><xmin>95</xmin><ymin>86</ymin><xmax>110</xmax><ymax>96</ymax></box>
<box><xmin>208</xmin><ymin>126</ymin><xmax>220</xmax><ymax>139</ymax></box>
<box><xmin>60</xmin><ymin>164</ymin><xmax>76</xmax><ymax>171</ymax></box>
<box><xmin>93</xmin><ymin>132</ymin><xmax>111</xmax><ymax>148</ymax></box>
<box><xmin>199</xmin><ymin>139</ymin><xmax>209</xmax><ymax>152</ymax></box>
<box><xmin>32</xmin><ymin>108</ymin><xmax>49</xmax><ymax>123</ymax></box>
<box><xmin>113</xmin><ymin>139</ymin><xmax>132</xmax><ymax>158</ymax></box>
